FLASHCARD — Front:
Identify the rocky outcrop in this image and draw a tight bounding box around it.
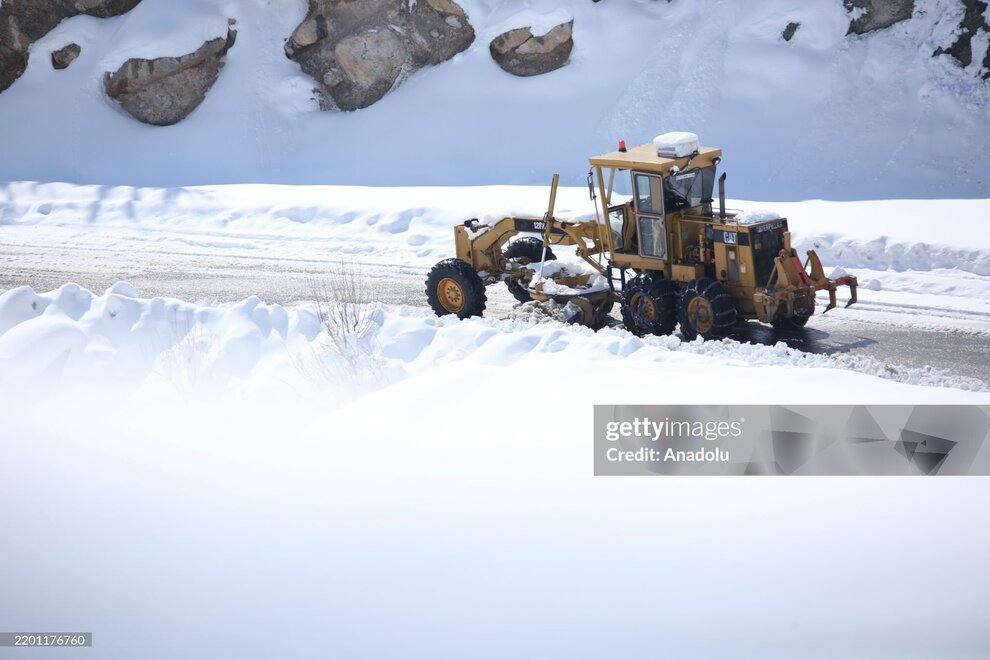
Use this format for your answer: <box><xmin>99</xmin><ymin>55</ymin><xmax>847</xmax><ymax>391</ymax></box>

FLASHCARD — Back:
<box><xmin>51</xmin><ymin>43</ymin><xmax>82</xmax><ymax>70</ymax></box>
<box><xmin>0</xmin><ymin>0</ymin><xmax>142</xmax><ymax>93</ymax></box>
<box><xmin>489</xmin><ymin>21</ymin><xmax>574</xmax><ymax>77</ymax></box>
<box><xmin>933</xmin><ymin>0</ymin><xmax>990</xmax><ymax>76</ymax></box>
<box><xmin>844</xmin><ymin>0</ymin><xmax>914</xmax><ymax>35</ymax></box>
<box><xmin>284</xmin><ymin>0</ymin><xmax>475</xmax><ymax>111</ymax></box>
<box><xmin>104</xmin><ymin>28</ymin><xmax>236</xmax><ymax>126</ymax></box>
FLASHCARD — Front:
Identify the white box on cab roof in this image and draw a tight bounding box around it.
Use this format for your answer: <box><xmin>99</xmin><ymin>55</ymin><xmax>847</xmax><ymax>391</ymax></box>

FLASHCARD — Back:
<box><xmin>653</xmin><ymin>132</ymin><xmax>700</xmax><ymax>158</ymax></box>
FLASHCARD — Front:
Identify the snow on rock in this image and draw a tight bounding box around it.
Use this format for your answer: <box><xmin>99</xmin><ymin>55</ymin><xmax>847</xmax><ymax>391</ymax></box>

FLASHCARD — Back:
<box><xmin>844</xmin><ymin>0</ymin><xmax>915</xmax><ymax>35</ymax></box>
<box><xmin>0</xmin><ymin>0</ymin><xmax>141</xmax><ymax>93</ymax></box>
<box><xmin>0</xmin><ymin>0</ymin><xmax>987</xmax><ymax>199</ymax></box>
<box><xmin>283</xmin><ymin>0</ymin><xmax>475</xmax><ymax>111</ymax></box>
<box><xmin>489</xmin><ymin>20</ymin><xmax>574</xmax><ymax>78</ymax></box>
<box><xmin>104</xmin><ymin>28</ymin><xmax>237</xmax><ymax>126</ymax></box>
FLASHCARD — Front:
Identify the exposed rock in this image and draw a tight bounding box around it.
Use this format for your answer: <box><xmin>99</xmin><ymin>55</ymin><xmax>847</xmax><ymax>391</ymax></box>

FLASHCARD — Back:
<box><xmin>932</xmin><ymin>0</ymin><xmax>990</xmax><ymax>77</ymax></box>
<box><xmin>104</xmin><ymin>29</ymin><xmax>236</xmax><ymax>126</ymax></box>
<box><xmin>489</xmin><ymin>21</ymin><xmax>574</xmax><ymax>77</ymax></box>
<box><xmin>844</xmin><ymin>0</ymin><xmax>914</xmax><ymax>35</ymax></box>
<box><xmin>781</xmin><ymin>22</ymin><xmax>800</xmax><ymax>42</ymax></box>
<box><xmin>284</xmin><ymin>0</ymin><xmax>475</xmax><ymax>111</ymax></box>
<box><xmin>0</xmin><ymin>0</ymin><xmax>142</xmax><ymax>93</ymax></box>
<box><xmin>51</xmin><ymin>43</ymin><xmax>82</xmax><ymax>70</ymax></box>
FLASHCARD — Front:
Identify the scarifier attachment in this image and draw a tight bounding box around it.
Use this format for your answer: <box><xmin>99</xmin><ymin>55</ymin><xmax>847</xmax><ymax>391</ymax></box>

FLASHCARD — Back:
<box><xmin>753</xmin><ymin>249</ymin><xmax>857</xmax><ymax>322</ymax></box>
<box><xmin>804</xmin><ymin>250</ymin><xmax>858</xmax><ymax>313</ymax></box>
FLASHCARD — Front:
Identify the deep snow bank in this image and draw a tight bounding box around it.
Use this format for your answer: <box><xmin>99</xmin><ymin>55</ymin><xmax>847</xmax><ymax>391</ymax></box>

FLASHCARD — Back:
<box><xmin>0</xmin><ymin>0</ymin><xmax>987</xmax><ymax>199</ymax></box>
<box><xmin>0</xmin><ymin>283</ymin><xmax>986</xmax><ymax>400</ymax></box>
<box><xmin>3</xmin><ymin>366</ymin><xmax>989</xmax><ymax>660</ymax></box>
<box><xmin>3</xmin><ymin>281</ymin><xmax>989</xmax><ymax>659</ymax></box>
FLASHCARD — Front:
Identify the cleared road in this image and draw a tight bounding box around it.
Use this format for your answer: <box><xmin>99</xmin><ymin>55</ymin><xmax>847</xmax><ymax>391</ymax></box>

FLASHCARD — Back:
<box><xmin>3</xmin><ymin>238</ymin><xmax>988</xmax><ymax>386</ymax></box>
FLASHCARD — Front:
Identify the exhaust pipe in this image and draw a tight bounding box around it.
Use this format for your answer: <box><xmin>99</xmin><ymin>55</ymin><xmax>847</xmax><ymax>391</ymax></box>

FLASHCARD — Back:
<box><xmin>718</xmin><ymin>172</ymin><xmax>727</xmax><ymax>219</ymax></box>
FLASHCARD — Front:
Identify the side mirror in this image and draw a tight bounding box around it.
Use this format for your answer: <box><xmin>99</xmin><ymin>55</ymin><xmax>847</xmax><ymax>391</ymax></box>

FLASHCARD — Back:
<box><xmin>587</xmin><ymin>170</ymin><xmax>596</xmax><ymax>201</ymax></box>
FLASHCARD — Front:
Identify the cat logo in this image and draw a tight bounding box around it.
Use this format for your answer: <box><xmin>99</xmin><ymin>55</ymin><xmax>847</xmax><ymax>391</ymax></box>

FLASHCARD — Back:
<box><xmin>723</xmin><ymin>231</ymin><xmax>737</xmax><ymax>245</ymax></box>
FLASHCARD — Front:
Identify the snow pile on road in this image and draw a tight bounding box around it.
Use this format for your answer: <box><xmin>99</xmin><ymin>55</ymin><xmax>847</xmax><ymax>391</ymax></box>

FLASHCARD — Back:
<box><xmin>0</xmin><ymin>0</ymin><xmax>987</xmax><ymax>200</ymax></box>
<box><xmin>1</xmin><ymin>283</ymin><xmax>986</xmax><ymax>404</ymax></box>
<box><xmin>504</xmin><ymin>300</ymin><xmax>575</xmax><ymax>325</ymax></box>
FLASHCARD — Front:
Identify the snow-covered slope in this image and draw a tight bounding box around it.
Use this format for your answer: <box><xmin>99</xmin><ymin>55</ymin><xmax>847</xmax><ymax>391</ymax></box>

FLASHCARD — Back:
<box><xmin>0</xmin><ymin>0</ymin><xmax>987</xmax><ymax>199</ymax></box>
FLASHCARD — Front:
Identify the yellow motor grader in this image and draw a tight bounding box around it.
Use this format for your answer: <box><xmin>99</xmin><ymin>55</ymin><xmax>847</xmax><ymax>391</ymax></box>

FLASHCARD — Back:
<box><xmin>425</xmin><ymin>133</ymin><xmax>857</xmax><ymax>339</ymax></box>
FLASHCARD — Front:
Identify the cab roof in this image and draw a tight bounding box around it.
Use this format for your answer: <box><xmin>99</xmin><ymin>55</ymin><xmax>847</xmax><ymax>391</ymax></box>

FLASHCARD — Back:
<box><xmin>589</xmin><ymin>143</ymin><xmax>722</xmax><ymax>172</ymax></box>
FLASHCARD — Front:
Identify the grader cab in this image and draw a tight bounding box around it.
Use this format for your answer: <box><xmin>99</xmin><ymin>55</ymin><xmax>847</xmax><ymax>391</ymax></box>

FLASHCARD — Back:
<box><xmin>425</xmin><ymin>132</ymin><xmax>857</xmax><ymax>339</ymax></box>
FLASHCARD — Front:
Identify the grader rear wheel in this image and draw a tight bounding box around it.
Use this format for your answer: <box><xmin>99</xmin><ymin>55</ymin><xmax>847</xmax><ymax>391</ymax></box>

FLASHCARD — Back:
<box><xmin>678</xmin><ymin>278</ymin><xmax>736</xmax><ymax>340</ymax></box>
<box><xmin>425</xmin><ymin>258</ymin><xmax>487</xmax><ymax>319</ymax></box>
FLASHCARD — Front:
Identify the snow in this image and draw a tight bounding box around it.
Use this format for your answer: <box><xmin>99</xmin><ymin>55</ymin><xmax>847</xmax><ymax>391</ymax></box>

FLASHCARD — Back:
<box><xmin>2</xmin><ymin>375</ymin><xmax>987</xmax><ymax>659</ymax></box>
<box><xmin>3</xmin><ymin>183</ymin><xmax>989</xmax><ymax>275</ymax></box>
<box><xmin>1</xmin><ymin>281</ymin><xmax>989</xmax><ymax>658</ymax></box>
<box><xmin>2</xmin><ymin>182</ymin><xmax>988</xmax><ymax>334</ymax></box>
<box><xmin>3</xmin><ymin>2</ymin><xmax>990</xmax><ymax>653</ymax></box>
<box><xmin>483</xmin><ymin>6</ymin><xmax>573</xmax><ymax>38</ymax></box>
<box><xmin>1</xmin><ymin>282</ymin><xmax>986</xmax><ymax>398</ymax></box>
<box><xmin>528</xmin><ymin>260</ymin><xmax>609</xmax><ymax>296</ymax></box>
<box><xmin>735</xmin><ymin>209</ymin><xmax>781</xmax><ymax>224</ymax></box>
<box><xmin>0</xmin><ymin>0</ymin><xmax>987</xmax><ymax>200</ymax></box>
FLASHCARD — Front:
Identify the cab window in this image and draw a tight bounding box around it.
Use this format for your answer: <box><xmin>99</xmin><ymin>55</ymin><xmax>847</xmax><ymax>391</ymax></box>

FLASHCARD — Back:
<box><xmin>608</xmin><ymin>205</ymin><xmax>626</xmax><ymax>251</ymax></box>
<box><xmin>633</xmin><ymin>173</ymin><xmax>663</xmax><ymax>217</ymax></box>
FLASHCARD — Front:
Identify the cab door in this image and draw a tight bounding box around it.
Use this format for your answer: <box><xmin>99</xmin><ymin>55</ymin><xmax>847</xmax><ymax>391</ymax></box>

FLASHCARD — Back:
<box><xmin>632</xmin><ymin>172</ymin><xmax>667</xmax><ymax>261</ymax></box>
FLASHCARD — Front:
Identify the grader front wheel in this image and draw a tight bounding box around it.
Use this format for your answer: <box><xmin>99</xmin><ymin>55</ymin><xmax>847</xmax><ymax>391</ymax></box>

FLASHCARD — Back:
<box><xmin>773</xmin><ymin>292</ymin><xmax>815</xmax><ymax>331</ymax></box>
<box><xmin>425</xmin><ymin>258</ymin><xmax>487</xmax><ymax>319</ymax></box>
